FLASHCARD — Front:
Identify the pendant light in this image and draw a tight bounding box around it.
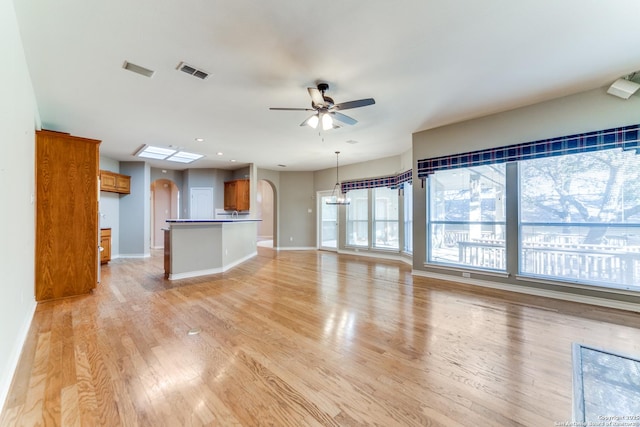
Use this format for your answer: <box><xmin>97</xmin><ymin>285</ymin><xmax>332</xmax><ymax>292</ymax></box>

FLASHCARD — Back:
<box><xmin>326</xmin><ymin>151</ymin><xmax>350</xmax><ymax>205</ymax></box>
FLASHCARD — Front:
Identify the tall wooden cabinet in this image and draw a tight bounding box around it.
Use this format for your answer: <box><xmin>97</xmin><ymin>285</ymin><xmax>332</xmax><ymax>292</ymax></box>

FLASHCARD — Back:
<box><xmin>224</xmin><ymin>179</ymin><xmax>250</xmax><ymax>211</ymax></box>
<box><xmin>35</xmin><ymin>130</ymin><xmax>100</xmax><ymax>301</ymax></box>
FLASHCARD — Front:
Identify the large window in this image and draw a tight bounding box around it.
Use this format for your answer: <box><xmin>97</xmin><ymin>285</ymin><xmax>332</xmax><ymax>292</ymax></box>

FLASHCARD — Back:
<box><xmin>428</xmin><ymin>164</ymin><xmax>506</xmax><ymax>270</ymax></box>
<box><xmin>373</xmin><ymin>187</ymin><xmax>399</xmax><ymax>250</ymax></box>
<box><xmin>404</xmin><ymin>182</ymin><xmax>413</xmax><ymax>253</ymax></box>
<box><xmin>346</xmin><ymin>189</ymin><xmax>369</xmax><ymax>247</ymax></box>
<box><xmin>519</xmin><ymin>149</ymin><xmax>640</xmax><ymax>288</ymax></box>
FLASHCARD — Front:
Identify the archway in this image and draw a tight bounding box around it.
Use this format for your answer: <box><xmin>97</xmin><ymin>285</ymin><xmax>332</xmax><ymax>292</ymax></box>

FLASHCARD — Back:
<box><xmin>256</xmin><ymin>179</ymin><xmax>277</xmax><ymax>248</ymax></box>
<box><xmin>151</xmin><ymin>179</ymin><xmax>179</xmax><ymax>249</ymax></box>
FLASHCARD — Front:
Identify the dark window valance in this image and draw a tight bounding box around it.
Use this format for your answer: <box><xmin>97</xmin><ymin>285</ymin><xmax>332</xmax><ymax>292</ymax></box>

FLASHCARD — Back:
<box><xmin>417</xmin><ymin>124</ymin><xmax>640</xmax><ymax>178</ymax></box>
<box><xmin>341</xmin><ymin>169</ymin><xmax>412</xmax><ymax>192</ymax></box>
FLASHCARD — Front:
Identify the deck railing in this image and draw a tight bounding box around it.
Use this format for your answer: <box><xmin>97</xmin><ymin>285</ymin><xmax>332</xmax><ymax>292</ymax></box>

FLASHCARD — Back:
<box><xmin>454</xmin><ymin>235</ymin><xmax>640</xmax><ymax>287</ymax></box>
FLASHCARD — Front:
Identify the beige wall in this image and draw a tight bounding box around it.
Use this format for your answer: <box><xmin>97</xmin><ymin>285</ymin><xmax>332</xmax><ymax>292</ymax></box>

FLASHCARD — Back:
<box><xmin>313</xmin><ymin>154</ymin><xmax>405</xmax><ymax>192</ymax></box>
<box><xmin>411</xmin><ymin>86</ymin><xmax>640</xmax><ymax>305</ymax></box>
<box><xmin>279</xmin><ymin>172</ymin><xmax>316</xmax><ymax>248</ymax></box>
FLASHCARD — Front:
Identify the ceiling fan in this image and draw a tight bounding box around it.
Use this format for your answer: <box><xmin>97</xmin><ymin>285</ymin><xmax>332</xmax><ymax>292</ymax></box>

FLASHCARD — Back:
<box><xmin>270</xmin><ymin>83</ymin><xmax>375</xmax><ymax>130</ymax></box>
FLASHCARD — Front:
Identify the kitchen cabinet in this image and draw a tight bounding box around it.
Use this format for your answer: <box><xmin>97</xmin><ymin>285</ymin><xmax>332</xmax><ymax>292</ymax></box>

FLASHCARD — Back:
<box><xmin>36</xmin><ymin>130</ymin><xmax>100</xmax><ymax>301</ymax></box>
<box><xmin>100</xmin><ymin>170</ymin><xmax>131</xmax><ymax>194</ymax></box>
<box><xmin>224</xmin><ymin>179</ymin><xmax>250</xmax><ymax>211</ymax></box>
<box><xmin>100</xmin><ymin>228</ymin><xmax>112</xmax><ymax>264</ymax></box>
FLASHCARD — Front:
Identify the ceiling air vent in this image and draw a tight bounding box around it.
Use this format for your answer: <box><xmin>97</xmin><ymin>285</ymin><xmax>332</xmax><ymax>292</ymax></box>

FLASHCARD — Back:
<box><xmin>177</xmin><ymin>61</ymin><xmax>210</xmax><ymax>80</ymax></box>
<box><xmin>122</xmin><ymin>61</ymin><xmax>155</xmax><ymax>78</ymax></box>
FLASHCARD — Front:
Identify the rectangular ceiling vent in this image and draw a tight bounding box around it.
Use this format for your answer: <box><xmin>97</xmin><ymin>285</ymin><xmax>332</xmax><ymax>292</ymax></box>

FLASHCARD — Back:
<box><xmin>122</xmin><ymin>61</ymin><xmax>155</xmax><ymax>78</ymax></box>
<box><xmin>177</xmin><ymin>61</ymin><xmax>210</xmax><ymax>80</ymax></box>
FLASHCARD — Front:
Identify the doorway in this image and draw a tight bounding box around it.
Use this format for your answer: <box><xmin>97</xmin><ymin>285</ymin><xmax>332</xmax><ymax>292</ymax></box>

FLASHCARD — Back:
<box><xmin>256</xmin><ymin>179</ymin><xmax>276</xmax><ymax>248</ymax></box>
<box><xmin>151</xmin><ymin>179</ymin><xmax>179</xmax><ymax>249</ymax></box>
<box><xmin>318</xmin><ymin>190</ymin><xmax>338</xmax><ymax>251</ymax></box>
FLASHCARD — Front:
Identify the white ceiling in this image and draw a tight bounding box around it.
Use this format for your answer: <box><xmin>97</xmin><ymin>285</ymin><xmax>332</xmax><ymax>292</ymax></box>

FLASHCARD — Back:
<box><xmin>13</xmin><ymin>0</ymin><xmax>640</xmax><ymax>171</ymax></box>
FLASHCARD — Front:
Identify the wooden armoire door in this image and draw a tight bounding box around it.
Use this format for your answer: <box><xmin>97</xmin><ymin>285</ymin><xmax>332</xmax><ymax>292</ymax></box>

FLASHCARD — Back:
<box><xmin>35</xmin><ymin>130</ymin><xmax>100</xmax><ymax>301</ymax></box>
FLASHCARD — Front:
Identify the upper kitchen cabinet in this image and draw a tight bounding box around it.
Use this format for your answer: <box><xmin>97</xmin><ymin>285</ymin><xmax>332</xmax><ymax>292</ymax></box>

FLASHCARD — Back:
<box><xmin>100</xmin><ymin>170</ymin><xmax>130</xmax><ymax>194</ymax></box>
<box><xmin>35</xmin><ymin>130</ymin><xmax>100</xmax><ymax>301</ymax></box>
<box><xmin>224</xmin><ymin>179</ymin><xmax>250</xmax><ymax>211</ymax></box>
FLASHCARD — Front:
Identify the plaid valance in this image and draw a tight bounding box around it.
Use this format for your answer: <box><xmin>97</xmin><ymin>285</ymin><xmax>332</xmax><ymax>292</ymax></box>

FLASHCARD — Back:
<box><xmin>341</xmin><ymin>169</ymin><xmax>413</xmax><ymax>192</ymax></box>
<box><xmin>416</xmin><ymin>124</ymin><xmax>640</xmax><ymax>178</ymax></box>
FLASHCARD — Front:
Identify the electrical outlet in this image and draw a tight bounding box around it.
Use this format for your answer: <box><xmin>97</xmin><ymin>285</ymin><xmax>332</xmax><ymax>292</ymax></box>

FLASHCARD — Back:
<box><xmin>289</xmin><ymin>236</ymin><xmax>294</xmax><ymax>242</ymax></box>
<box><xmin>462</xmin><ymin>272</ymin><xmax>471</xmax><ymax>278</ymax></box>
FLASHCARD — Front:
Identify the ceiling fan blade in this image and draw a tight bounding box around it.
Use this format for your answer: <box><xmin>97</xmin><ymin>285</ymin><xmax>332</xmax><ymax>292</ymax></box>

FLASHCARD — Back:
<box><xmin>269</xmin><ymin>107</ymin><xmax>315</xmax><ymax>111</ymax></box>
<box><xmin>333</xmin><ymin>98</ymin><xmax>375</xmax><ymax>111</ymax></box>
<box><xmin>308</xmin><ymin>87</ymin><xmax>326</xmax><ymax>107</ymax></box>
<box><xmin>330</xmin><ymin>112</ymin><xmax>357</xmax><ymax>125</ymax></box>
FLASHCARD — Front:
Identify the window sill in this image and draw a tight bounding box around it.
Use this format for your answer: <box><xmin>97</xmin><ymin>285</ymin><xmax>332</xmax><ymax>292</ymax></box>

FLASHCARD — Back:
<box><xmin>516</xmin><ymin>274</ymin><xmax>640</xmax><ymax>297</ymax></box>
<box><xmin>423</xmin><ymin>262</ymin><xmax>510</xmax><ymax>278</ymax></box>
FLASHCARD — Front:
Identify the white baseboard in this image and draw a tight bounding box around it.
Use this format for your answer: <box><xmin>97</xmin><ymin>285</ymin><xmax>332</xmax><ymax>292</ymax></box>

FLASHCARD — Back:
<box><xmin>168</xmin><ymin>252</ymin><xmax>257</xmax><ymax>280</ymax></box>
<box><xmin>412</xmin><ymin>269</ymin><xmax>640</xmax><ymax>313</ymax></box>
<box><xmin>117</xmin><ymin>253</ymin><xmax>150</xmax><ymax>259</ymax></box>
<box><xmin>275</xmin><ymin>246</ymin><xmax>316</xmax><ymax>251</ymax></box>
<box><xmin>0</xmin><ymin>299</ymin><xmax>37</xmax><ymax>414</ymax></box>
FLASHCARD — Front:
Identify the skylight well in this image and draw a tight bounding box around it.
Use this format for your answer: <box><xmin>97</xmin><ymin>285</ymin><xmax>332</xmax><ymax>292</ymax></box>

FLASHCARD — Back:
<box><xmin>136</xmin><ymin>145</ymin><xmax>204</xmax><ymax>164</ymax></box>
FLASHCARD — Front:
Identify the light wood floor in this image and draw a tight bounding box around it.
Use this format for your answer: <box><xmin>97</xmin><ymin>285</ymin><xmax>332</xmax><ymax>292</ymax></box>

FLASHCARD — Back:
<box><xmin>2</xmin><ymin>249</ymin><xmax>640</xmax><ymax>426</ymax></box>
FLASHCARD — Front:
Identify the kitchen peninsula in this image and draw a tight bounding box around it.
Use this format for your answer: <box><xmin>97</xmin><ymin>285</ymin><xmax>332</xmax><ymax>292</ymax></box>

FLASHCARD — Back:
<box><xmin>164</xmin><ymin>219</ymin><xmax>260</xmax><ymax>280</ymax></box>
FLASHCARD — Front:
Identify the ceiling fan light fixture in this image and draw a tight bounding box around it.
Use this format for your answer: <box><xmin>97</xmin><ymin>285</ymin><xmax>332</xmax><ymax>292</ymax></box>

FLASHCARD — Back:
<box><xmin>322</xmin><ymin>113</ymin><xmax>333</xmax><ymax>130</ymax></box>
<box><xmin>307</xmin><ymin>114</ymin><xmax>319</xmax><ymax>129</ymax></box>
<box><xmin>271</xmin><ymin>83</ymin><xmax>374</xmax><ymax>130</ymax></box>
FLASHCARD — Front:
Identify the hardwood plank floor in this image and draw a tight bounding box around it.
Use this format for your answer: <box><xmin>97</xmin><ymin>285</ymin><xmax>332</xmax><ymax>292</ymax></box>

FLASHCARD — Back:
<box><xmin>2</xmin><ymin>250</ymin><xmax>640</xmax><ymax>426</ymax></box>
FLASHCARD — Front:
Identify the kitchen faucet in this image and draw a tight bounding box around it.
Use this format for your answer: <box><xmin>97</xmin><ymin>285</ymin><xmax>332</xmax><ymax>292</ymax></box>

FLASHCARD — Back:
<box><xmin>232</xmin><ymin>210</ymin><xmax>238</xmax><ymax>220</ymax></box>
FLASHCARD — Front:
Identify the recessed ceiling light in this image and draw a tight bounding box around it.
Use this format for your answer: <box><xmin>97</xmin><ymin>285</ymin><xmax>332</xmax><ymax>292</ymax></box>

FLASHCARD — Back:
<box><xmin>278</xmin><ymin>164</ymin><xmax>287</xmax><ymax>168</ymax></box>
<box><xmin>217</xmin><ymin>152</ymin><xmax>223</xmax><ymax>156</ymax></box>
<box><xmin>346</xmin><ymin>140</ymin><xmax>359</xmax><ymax>144</ymax></box>
<box><xmin>230</xmin><ymin>159</ymin><xmax>236</xmax><ymax>163</ymax></box>
<box><xmin>195</xmin><ymin>138</ymin><xmax>204</xmax><ymax>142</ymax></box>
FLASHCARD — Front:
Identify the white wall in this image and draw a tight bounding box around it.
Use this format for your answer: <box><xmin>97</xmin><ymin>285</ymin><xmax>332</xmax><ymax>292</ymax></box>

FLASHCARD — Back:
<box><xmin>0</xmin><ymin>0</ymin><xmax>39</xmax><ymax>411</ymax></box>
<box><xmin>99</xmin><ymin>156</ymin><xmax>121</xmax><ymax>258</ymax></box>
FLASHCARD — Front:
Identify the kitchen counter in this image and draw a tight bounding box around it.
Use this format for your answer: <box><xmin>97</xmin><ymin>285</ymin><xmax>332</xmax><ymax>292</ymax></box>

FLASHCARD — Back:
<box><xmin>164</xmin><ymin>219</ymin><xmax>260</xmax><ymax>280</ymax></box>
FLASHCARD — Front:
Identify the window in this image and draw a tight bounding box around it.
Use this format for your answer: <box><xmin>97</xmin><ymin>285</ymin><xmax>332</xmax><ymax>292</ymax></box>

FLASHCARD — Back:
<box><xmin>346</xmin><ymin>189</ymin><xmax>369</xmax><ymax>246</ymax></box>
<box><xmin>519</xmin><ymin>149</ymin><xmax>640</xmax><ymax>288</ymax></box>
<box><xmin>373</xmin><ymin>187</ymin><xmax>399</xmax><ymax>249</ymax></box>
<box><xmin>428</xmin><ymin>164</ymin><xmax>506</xmax><ymax>270</ymax></box>
<box><xmin>404</xmin><ymin>182</ymin><xmax>413</xmax><ymax>253</ymax></box>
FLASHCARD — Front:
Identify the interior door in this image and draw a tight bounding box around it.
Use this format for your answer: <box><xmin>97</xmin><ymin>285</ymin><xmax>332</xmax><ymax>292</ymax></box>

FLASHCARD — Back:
<box><xmin>190</xmin><ymin>187</ymin><xmax>214</xmax><ymax>219</ymax></box>
<box><xmin>318</xmin><ymin>191</ymin><xmax>338</xmax><ymax>250</ymax></box>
